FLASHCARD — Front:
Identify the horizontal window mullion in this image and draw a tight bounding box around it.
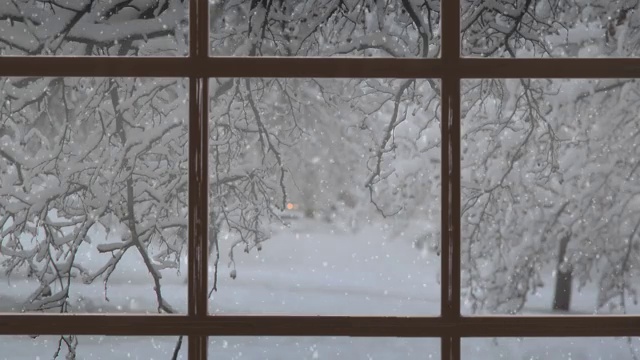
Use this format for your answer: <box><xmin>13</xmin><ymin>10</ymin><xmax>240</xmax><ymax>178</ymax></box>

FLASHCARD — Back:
<box><xmin>457</xmin><ymin>58</ymin><xmax>640</xmax><ymax>78</ymax></box>
<box><xmin>0</xmin><ymin>57</ymin><xmax>191</xmax><ymax>77</ymax></box>
<box><xmin>457</xmin><ymin>316</ymin><xmax>640</xmax><ymax>337</ymax></box>
<box><xmin>0</xmin><ymin>315</ymin><xmax>448</xmax><ymax>337</ymax></box>
<box><xmin>0</xmin><ymin>57</ymin><xmax>442</xmax><ymax>78</ymax></box>
<box><xmin>4</xmin><ymin>57</ymin><xmax>640</xmax><ymax>78</ymax></box>
<box><xmin>5</xmin><ymin>57</ymin><xmax>640</xmax><ymax>78</ymax></box>
<box><xmin>2</xmin><ymin>315</ymin><xmax>640</xmax><ymax>337</ymax></box>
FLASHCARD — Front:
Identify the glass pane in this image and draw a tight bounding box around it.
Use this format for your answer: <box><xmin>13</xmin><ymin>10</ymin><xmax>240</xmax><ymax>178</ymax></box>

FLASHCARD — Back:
<box><xmin>0</xmin><ymin>77</ymin><xmax>188</xmax><ymax>314</ymax></box>
<box><xmin>0</xmin><ymin>1</ymin><xmax>188</xmax><ymax>56</ymax></box>
<box><xmin>208</xmin><ymin>78</ymin><xmax>441</xmax><ymax>315</ymax></box>
<box><xmin>462</xmin><ymin>78</ymin><xmax>640</xmax><ymax>315</ymax></box>
<box><xmin>210</xmin><ymin>0</ymin><xmax>441</xmax><ymax>57</ymax></box>
<box><xmin>0</xmin><ymin>336</ymin><xmax>186</xmax><ymax>359</ymax></box>
<box><xmin>461</xmin><ymin>0</ymin><xmax>640</xmax><ymax>58</ymax></box>
<box><xmin>210</xmin><ymin>337</ymin><xmax>439</xmax><ymax>359</ymax></box>
<box><xmin>463</xmin><ymin>338</ymin><xmax>640</xmax><ymax>359</ymax></box>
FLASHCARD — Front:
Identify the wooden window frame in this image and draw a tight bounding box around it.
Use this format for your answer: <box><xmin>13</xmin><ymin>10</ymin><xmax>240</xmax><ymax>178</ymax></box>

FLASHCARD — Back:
<box><xmin>1</xmin><ymin>1</ymin><xmax>640</xmax><ymax>359</ymax></box>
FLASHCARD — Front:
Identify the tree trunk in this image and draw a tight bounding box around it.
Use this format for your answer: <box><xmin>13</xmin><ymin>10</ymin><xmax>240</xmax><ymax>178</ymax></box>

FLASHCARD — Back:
<box><xmin>553</xmin><ymin>235</ymin><xmax>573</xmax><ymax>312</ymax></box>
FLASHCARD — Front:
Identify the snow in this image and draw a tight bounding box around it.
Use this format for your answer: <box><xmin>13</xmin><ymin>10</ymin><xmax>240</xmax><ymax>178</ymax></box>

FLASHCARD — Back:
<box><xmin>209</xmin><ymin>219</ymin><xmax>439</xmax><ymax>316</ymax></box>
<box><xmin>546</xmin><ymin>23</ymin><xmax>607</xmax><ymax>51</ymax></box>
<box><xmin>2</xmin><ymin>218</ymin><xmax>640</xmax><ymax>358</ymax></box>
<box><xmin>0</xmin><ymin>336</ymin><xmax>187</xmax><ymax>360</ymax></box>
<box><xmin>463</xmin><ymin>337</ymin><xmax>640</xmax><ymax>359</ymax></box>
<box><xmin>0</xmin><ymin>335</ymin><xmax>441</xmax><ymax>360</ymax></box>
<box><xmin>3</xmin><ymin>1</ymin><xmax>640</xmax><ymax>358</ymax></box>
<box><xmin>209</xmin><ymin>337</ymin><xmax>439</xmax><ymax>359</ymax></box>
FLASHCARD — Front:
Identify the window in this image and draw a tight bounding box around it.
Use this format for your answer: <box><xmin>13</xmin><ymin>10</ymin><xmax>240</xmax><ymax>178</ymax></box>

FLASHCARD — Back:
<box><xmin>1</xmin><ymin>1</ymin><xmax>640</xmax><ymax>359</ymax></box>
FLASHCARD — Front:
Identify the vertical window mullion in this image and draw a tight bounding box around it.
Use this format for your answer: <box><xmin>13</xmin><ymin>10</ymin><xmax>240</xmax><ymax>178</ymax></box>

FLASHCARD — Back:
<box><xmin>189</xmin><ymin>0</ymin><xmax>210</xmax><ymax>359</ymax></box>
<box><xmin>441</xmin><ymin>0</ymin><xmax>461</xmax><ymax>359</ymax></box>
<box><xmin>440</xmin><ymin>76</ymin><xmax>462</xmax><ymax>360</ymax></box>
<box><xmin>441</xmin><ymin>75</ymin><xmax>462</xmax><ymax>359</ymax></box>
<box><xmin>449</xmin><ymin>76</ymin><xmax>462</xmax><ymax>360</ymax></box>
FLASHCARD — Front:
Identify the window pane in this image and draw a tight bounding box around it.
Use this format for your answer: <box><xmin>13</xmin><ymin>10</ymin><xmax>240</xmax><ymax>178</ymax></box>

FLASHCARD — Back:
<box><xmin>463</xmin><ymin>338</ymin><xmax>640</xmax><ymax>359</ymax></box>
<box><xmin>208</xmin><ymin>78</ymin><xmax>441</xmax><ymax>315</ymax></box>
<box><xmin>210</xmin><ymin>0</ymin><xmax>441</xmax><ymax>57</ymax></box>
<box><xmin>210</xmin><ymin>337</ymin><xmax>439</xmax><ymax>359</ymax></box>
<box><xmin>462</xmin><ymin>78</ymin><xmax>640</xmax><ymax>315</ymax></box>
<box><xmin>0</xmin><ymin>77</ymin><xmax>188</xmax><ymax>314</ymax></box>
<box><xmin>0</xmin><ymin>1</ymin><xmax>188</xmax><ymax>56</ymax></box>
<box><xmin>0</xmin><ymin>336</ymin><xmax>186</xmax><ymax>359</ymax></box>
<box><xmin>461</xmin><ymin>0</ymin><xmax>640</xmax><ymax>58</ymax></box>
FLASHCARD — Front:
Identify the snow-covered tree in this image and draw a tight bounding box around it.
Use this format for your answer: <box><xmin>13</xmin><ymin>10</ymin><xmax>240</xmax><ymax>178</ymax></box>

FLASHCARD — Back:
<box><xmin>0</xmin><ymin>0</ymin><xmax>443</xmax><ymax>318</ymax></box>
<box><xmin>0</xmin><ymin>0</ymin><xmax>188</xmax><ymax>56</ymax></box>
<box><xmin>460</xmin><ymin>0</ymin><xmax>640</xmax><ymax>314</ymax></box>
<box><xmin>5</xmin><ymin>3</ymin><xmax>640</xmax><ymax>357</ymax></box>
<box><xmin>206</xmin><ymin>0</ymin><xmax>443</xmax><ymax>289</ymax></box>
<box><xmin>0</xmin><ymin>1</ymin><xmax>190</xmax><ymax>356</ymax></box>
<box><xmin>211</xmin><ymin>0</ymin><xmax>440</xmax><ymax>57</ymax></box>
<box><xmin>1</xmin><ymin>75</ymin><xmax>188</xmax><ymax>309</ymax></box>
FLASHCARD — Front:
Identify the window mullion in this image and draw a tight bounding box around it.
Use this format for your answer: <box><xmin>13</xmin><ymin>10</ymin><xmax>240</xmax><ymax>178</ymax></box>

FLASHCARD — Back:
<box><xmin>440</xmin><ymin>75</ymin><xmax>461</xmax><ymax>358</ymax></box>
<box><xmin>188</xmin><ymin>76</ymin><xmax>209</xmax><ymax>352</ymax></box>
<box><xmin>441</xmin><ymin>0</ymin><xmax>461</xmax><ymax>358</ymax></box>
<box><xmin>189</xmin><ymin>0</ymin><xmax>210</xmax><ymax>359</ymax></box>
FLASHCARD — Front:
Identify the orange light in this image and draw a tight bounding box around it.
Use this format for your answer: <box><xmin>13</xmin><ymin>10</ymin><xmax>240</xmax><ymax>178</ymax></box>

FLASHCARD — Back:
<box><xmin>286</xmin><ymin>203</ymin><xmax>294</xmax><ymax>210</ymax></box>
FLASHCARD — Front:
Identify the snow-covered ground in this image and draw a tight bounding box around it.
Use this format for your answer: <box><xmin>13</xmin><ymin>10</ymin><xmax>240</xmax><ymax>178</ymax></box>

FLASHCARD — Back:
<box><xmin>0</xmin><ymin>336</ymin><xmax>186</xmax><ymax>359</ymax></box>
<box><xmin>209</xmin><ymin>337</ymin><xmax>439</xmax><ymax>360</ymax></box>
<box><xmin>208</xmin><ymin>219</ymin><xmax>439</xmax><ymax>316</ymax></box>
<box><xmin>463</xmin><ymin>337</ymin><xmax>640</xmax><ymax>360</ymax></box>
<box><xmin>2</xmin><ymin>218</ymin><xmax>640</xmax><ymax>358</ymax></box>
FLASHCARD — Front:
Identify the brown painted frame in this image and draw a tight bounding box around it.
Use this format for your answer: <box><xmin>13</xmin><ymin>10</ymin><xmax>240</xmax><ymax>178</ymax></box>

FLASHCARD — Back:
<box><xmin>1</xmin><ymin>0</ymin><xmax>640</xmax><ymax>359</ymax></box>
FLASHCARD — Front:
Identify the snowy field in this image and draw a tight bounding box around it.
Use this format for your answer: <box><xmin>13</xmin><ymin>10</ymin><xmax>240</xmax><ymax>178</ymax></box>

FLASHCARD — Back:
<box><xmin>2</xmin><ymin>218</ymin><xmax>640</xmax><ymax>359</ymax></box>
<box><xmin>0</xmin><ymin>336</ymin><xmax>187</xmax><ymax>360</ymax></box>
<box><xmin>208</xmin><ymin>219</ymin><xmax>439</xmax><ymax>316</ymax></box>
<box><xmin>463</xmin><ymin>338</ymin><xmax>640</xmax><ymax>360</ymax></box>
